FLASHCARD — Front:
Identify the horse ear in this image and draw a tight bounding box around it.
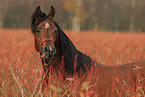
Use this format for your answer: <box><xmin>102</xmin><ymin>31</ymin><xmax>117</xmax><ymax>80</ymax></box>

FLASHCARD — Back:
<box><xmin>48</xmin><ymin>6</ymin><xmax>55</xmax><ymax>19</ymax></box>
<box><xmin>34</xmin><ymin>6</ymin><xmax>42</xmax><ymax>19</ymax></box>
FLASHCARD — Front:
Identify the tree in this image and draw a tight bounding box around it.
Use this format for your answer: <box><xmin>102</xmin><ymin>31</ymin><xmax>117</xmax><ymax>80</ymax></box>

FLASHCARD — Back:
<box><xmin>64</xmin><ymin>0</ymin><xmax>83</xmax><ymax>32</ymax></box>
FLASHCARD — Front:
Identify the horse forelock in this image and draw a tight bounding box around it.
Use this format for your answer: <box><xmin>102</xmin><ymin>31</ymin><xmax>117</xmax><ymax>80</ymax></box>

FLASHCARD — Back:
<box><xmin>31</xmin><ymin>12</ymin><xmax>52</xmax><ymax>34</ymax></box>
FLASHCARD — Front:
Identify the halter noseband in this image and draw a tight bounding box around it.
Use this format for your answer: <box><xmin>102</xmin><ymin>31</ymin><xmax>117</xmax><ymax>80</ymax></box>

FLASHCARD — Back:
<box><xmin>34</xmin><ymin>16</ymin><xmax>57</xmax><ymax>45</ymax></box>
<box><xmin>36</xmin><ymin>33</ymin><xmax>54</xmax><ymax>45</ymax></box>
<box><xmin>33</xmin><ymin>12</ymin><xmax>57</xmax><ymax>95</ymax></box>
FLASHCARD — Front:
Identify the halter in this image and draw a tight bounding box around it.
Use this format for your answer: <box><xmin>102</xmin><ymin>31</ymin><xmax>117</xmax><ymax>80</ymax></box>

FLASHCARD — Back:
<box><xmin>36</xmin><ymin>32</ymin><xmax>54</xmax><ymax>44</ymax></box>
<box><xmin>33</xmin><ymin>31</ymin><xmax>55</xmax><ymax>96</ymax></box>
<box><xmin>35</xmin><ymin>26</ymin><xmax>57</xmax><ymax>45</ymax></box>
<box><xmin>33</xmin><ymin>17</ymin><xmax>58</xmax><ymax>96</ymax></box>
<box><xmin>34</xmin><ymin>17</ymin><xmax>57</xmax><ymax>46</ymax></box>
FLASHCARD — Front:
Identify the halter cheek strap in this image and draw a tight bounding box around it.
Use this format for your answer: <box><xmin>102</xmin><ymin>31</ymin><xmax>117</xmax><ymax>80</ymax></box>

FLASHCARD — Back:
<box><xmin>33</xmin><ymin>17</ymin><xmax>57</xmax><ymax>95</ymax></box>
<box><xmin>35</xmin><ymin>25</ymin><xmax>58</xmax><ymax>58</ymax></box>
<box><xmin>36</xmin><ymin>33</ymin><xmax>54</xmax><ymax>45</ymax></box>
<box><xmin>35</xmin><ymin>33</ymin><xmax>54</xmax><ymax>58</ymax></box>
<box><xmin>35</xmin><ymin>27</ymin><xmax>57</xmax><ymax>45</ymax></box>
<box><xmin>37</xmin><ymin>38</ymin><xmax>54</xmax><ymax>45</ymax></box>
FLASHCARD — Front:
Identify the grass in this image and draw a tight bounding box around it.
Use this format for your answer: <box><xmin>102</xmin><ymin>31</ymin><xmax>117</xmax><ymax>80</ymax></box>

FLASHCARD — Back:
<box><xmin>0</xmin><ymin>29</ymin><xmax>145</xmax><ymax>96</ymax></box>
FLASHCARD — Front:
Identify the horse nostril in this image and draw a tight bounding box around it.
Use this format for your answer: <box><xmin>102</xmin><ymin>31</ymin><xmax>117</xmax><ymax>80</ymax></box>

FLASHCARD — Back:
<box><xmin>44</xmin><ymin>46</ymin><xmax>49</xmax><ymax>55</ymax></box>
<box><xmin>43</xmin><ymin>46</ymin><xmax>56</xmax><ymax>56</ymax></box>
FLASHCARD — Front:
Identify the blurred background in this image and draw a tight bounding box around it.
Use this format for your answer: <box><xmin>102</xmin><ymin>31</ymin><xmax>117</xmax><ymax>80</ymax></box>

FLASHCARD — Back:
<box><xmin>0</xmin><ymin>0</ymin><xmax>145</xmax><ymax>32</ymax></box>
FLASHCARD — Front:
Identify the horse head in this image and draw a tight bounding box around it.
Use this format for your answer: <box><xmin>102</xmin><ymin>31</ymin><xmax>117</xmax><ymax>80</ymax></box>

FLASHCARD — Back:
<box><xmin>31</xmin><ymin>6</ymin><xmax>57</xmax><ymax>64</ymax></box>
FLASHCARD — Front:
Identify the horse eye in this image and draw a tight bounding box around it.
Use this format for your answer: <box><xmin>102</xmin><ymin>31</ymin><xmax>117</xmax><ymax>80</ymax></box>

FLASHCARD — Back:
<box><xmin>36</xmin><ymin>28</ymin><xmax>41</xmax><ymax>33</ymax></box>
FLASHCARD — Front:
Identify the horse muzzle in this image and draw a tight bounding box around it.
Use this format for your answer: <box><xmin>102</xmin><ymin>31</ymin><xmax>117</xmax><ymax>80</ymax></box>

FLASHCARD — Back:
<box><xmin>42</xmin><ymin>46</ymin><xmax>56</xmax><ymax>59</ymax></box>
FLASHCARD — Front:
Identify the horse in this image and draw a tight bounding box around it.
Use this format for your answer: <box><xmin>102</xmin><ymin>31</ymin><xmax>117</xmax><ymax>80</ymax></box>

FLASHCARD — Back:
<box><xmin>31</xmin><ymin>6</ymin><xmax>145</xmax><ymax>96</ymax></box>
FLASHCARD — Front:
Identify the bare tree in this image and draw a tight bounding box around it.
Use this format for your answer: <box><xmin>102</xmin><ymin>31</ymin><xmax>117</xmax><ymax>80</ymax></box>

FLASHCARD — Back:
<box><xmin>0</xmin><ymin>0</ymin><xmax>10</xmax><ymax>28</ymax></box>
<box><xmin>1</xmin><ymin>0</ymin><xmax>145</xmax><ymax>32</ymax></box>
<box><xmin>129</xmin><ymin>0</ymin><xmax>136</xmax><ymax>32</ymax></box>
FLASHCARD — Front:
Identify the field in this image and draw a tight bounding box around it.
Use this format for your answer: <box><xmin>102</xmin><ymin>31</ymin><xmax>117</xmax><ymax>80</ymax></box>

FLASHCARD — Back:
<box><xmin>0</xmin><ymin>29</ymin><xmax>145</xmax><ymax>96</ymax></box>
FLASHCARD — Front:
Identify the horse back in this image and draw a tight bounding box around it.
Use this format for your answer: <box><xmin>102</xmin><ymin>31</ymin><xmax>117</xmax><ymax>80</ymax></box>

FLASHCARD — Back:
<box><xmin>96</xmin><ymin>59</ymin><xmax>145</xmax><ymax>96</ymax></box>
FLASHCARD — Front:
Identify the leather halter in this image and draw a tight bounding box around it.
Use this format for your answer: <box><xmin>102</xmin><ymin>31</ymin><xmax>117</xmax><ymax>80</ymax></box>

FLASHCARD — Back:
<box><xmin>33</xmin><ymin>15</ymin><xmax>58</xmax><ymax>96</ymax></box>
<box><xmin>33</xmin><ymin>19</ymin><xmax>56</xmax><ymax>95</ymax></box>
<box><xmin>34</xmin><ymin>17</ymin><xmax>57</xmax><ymax>58</ymax></box>
<box><xmin>34</xmin><ymin>16</ymin><xmax>57</xmax><ymax>45</ymax></box>
<box><xmin>36</xmin><ymin>33</ymin><xmax>54</xmax><ymax>44</ymax></box>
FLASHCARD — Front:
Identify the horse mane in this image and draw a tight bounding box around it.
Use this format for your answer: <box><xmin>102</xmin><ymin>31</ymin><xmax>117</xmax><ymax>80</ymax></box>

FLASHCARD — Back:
<box><xmin>54</xmin><ymin>21</ymin><xmax>95</xmax><ymax>75</ymax></box>
<box><xmin>31</xmin><ymin>11</ymin><xmax>95</xmax><ymax>75</ymax></box>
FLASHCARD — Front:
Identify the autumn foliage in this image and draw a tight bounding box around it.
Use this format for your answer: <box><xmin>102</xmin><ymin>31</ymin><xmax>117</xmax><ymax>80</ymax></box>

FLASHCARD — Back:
<box><xmin>0</xmin><ymin>29</ymin><xmax>145</xmax><ymax>96</ymax></box>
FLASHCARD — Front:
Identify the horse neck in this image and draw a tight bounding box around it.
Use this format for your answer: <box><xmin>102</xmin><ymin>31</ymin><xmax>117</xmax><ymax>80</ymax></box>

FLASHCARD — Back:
<box><xmin>52</xmin><ymin>32</ymin><xmax>62</xmax><ymax>68</ymax></box>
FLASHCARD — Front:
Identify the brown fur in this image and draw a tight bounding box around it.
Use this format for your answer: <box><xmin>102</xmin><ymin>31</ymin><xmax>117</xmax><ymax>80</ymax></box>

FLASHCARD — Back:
<box><xmin>31</xmin><ymin>6</ymin><xmax>145</xmax><ymax>96</ymax></box>
<box><xmin>96</xmin><ymin>60</ymin><xmax>145</xmax><ymax>96</ymax></box>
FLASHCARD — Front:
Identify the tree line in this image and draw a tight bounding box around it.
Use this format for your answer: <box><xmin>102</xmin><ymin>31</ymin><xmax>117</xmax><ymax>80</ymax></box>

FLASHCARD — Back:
<box><xmin>0</xmin><ymin>0</ymin><xmax>145</xmax><ymax>32</ymax></box>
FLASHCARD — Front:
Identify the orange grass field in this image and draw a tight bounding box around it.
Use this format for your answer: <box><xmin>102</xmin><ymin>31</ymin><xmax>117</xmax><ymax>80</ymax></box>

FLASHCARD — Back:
<box><xmin>0</xmin><ymin>29</ymin><xmax>145</xmax><ymax>96</ymax></box>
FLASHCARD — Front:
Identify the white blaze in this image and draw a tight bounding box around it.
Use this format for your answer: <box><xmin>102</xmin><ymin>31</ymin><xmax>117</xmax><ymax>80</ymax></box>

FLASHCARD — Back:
<box><xmin>45</xmin><ymin>22</ymin><xmax>50</xmax><ymax>29</ymax></box>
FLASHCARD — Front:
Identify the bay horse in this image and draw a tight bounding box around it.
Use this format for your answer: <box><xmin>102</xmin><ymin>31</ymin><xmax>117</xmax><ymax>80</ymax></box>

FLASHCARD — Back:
<box><xmin>31</xmin><ymin>6</ymin><xmax>145</xmax><ymax>96</ymax></box>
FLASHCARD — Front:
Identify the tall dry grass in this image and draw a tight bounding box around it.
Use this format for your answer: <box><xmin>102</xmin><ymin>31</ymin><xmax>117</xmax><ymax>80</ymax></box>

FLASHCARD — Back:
<box><xmin>0</xmin><ymin>29</ymin><xmax>145</xmax><ymax>96</ymax></box>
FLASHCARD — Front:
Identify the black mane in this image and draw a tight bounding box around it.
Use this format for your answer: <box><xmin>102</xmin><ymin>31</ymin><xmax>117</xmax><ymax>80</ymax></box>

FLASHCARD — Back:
<box><xmin>31</xmin><ymin>12</ymin><xmax>95</xmax><ymax>75</ymax></box>
<box><xmin>54</xmin><ymin>22</ymin><xmax>95</xmax><ymax>75</ymax></box>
